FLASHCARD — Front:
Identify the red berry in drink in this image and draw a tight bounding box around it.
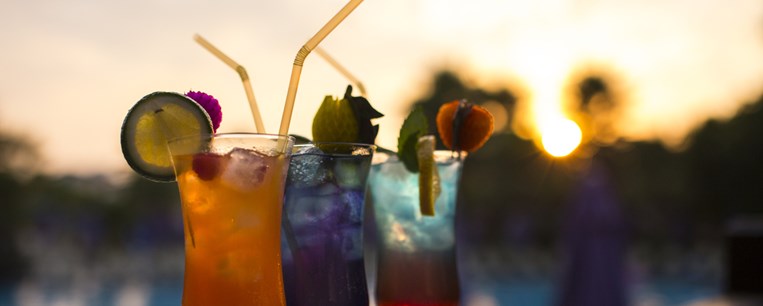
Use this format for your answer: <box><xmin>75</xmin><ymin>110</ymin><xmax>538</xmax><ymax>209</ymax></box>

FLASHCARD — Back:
<box><xmin>193</xmin><ymin>153</ymin><xmax>222</xmax><ymax>180</ymax></box>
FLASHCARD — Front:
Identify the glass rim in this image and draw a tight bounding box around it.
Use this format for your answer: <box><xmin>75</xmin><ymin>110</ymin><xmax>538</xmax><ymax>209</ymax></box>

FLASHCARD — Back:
<box><xmin>372</xmin><ymin>149</ymin><xmax>467</xmax><ymax>164</ymax></box>
<box><xmin>167</xmin><ymin>132</ymin><xmax>295</xmax><ymax>144</ymax></box>
<box><xmin>292</xmin><ymin>142</ymin><xmax>376</xmax><ymax>157</ymax></box>
<box><xmin>374</xmin><ymin>149</ymin><xmax>468</xmax><ymax>156</ymax></box>
<box><xmin>294</xmin><ymin>141</ymin><xmax>376</xmax><ymax>149</ymax></box>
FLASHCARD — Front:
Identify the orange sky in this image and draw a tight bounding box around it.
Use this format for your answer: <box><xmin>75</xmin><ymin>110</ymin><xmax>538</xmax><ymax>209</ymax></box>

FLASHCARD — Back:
<box><xmin>1</xmin><ymin>0</ymin><xmax>762</xmax><ymax>176</ymax></box>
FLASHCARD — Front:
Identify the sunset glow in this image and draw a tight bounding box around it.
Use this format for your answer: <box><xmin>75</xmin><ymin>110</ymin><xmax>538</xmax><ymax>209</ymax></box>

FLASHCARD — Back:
<box><xmin>1</xmin><ymin>0</ymin><xmax>763</xmax><ymax>175</ymax></box>
<box><xmin>540</xmin><ymin>117</ymin><xmax>582</xmax><ymax>157</ymax></box>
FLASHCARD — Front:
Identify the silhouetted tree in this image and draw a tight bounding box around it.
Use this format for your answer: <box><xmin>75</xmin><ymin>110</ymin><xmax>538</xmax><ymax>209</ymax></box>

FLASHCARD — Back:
<box><xmin>112</xmin><ymin>175</ymin><xmax>182</xmax><ymax>247</ymax></box>
<box><xmin>0</xmin><ymin>131</ymin><xmax>36</xmax><ymax>284</ymax></box>
<box><xmin>564</xmin><ymin>67</ymin><xmax>626</xmax><ymax>145</ymax></box>
<box><xmin>406</xmin><ymin>68</ymin><xmax>763</xmax><ymax>250</ymax></box>
<box><xmin>686</xmin><ymin>97</ymin><xmax>763</xmax><ymax>216</ymax></box>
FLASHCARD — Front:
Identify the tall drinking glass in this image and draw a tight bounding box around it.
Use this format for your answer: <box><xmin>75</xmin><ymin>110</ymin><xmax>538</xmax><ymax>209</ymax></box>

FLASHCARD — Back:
<box><xmin>168</xmin><ymin>133</ymin><xmax>295</xmax><ymax>306</ymax></box>
<box><xmin>281</xmin><ymin>142</ymin><xmax>375</xmax><ymax>306</ymax></box>
<box><xmin>369</xmin><ymin>151</ymin><xmax>465</xmax><ymax>306</ymax></box>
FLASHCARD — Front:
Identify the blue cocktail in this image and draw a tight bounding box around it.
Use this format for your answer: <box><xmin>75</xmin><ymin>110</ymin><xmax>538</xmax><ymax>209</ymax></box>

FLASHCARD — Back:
<box><xmin>369</xmin><ymin>151</ymin><xmax>464</xmax><ymax>306</ymax></box>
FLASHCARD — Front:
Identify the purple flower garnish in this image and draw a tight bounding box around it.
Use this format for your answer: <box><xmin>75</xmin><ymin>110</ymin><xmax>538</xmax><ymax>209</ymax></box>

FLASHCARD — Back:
<box><xmin>186</xmin><ymin>90</ymin><xmax>222</xmax><ymax>132</ymax></box>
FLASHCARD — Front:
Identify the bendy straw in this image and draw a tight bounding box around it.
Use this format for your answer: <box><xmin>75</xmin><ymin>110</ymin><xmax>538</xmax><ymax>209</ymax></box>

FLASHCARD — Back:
<box><xmin>194</xmin><ymin>34</ymin><xmax>266</xmax><ymax>133</ymax></box>
<box><xmin>315</xmin><ymin>47</ymin><xmax>367</xmax><ymax>96</ymax></box>
<box><xmin>278</xmin><ymin>0</ymin><xmax>364</xmax><ymax>136</ymax></box>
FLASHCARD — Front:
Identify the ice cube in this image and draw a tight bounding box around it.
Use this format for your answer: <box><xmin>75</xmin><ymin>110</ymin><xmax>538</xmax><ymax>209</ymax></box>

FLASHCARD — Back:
<box><xmin>340</xmin><ymin>190</ymin><xmax>364</xmax><ymax>222</ymax></box>
<box><xmin>220</xmin><ymin>148</ymin><xmax>270</xmax><ymax>191</ymax></box>
<box><xmin>288</xmin><ymin>184</ymin><xmax>341</xmax><ymax>225</ymax></box>
<box><xmin>296</xmin><ymin>145</ymin><xmax>323</xmax><ymax>155</ymax></box>
<box><xmin>179</xmin><ymin>174</ymin><xmax>214</xmax><ymax>214</ymax></box>
<box><xmin>335</xmin><ymin>162</ymin><xmax>361</xmax><ymax>187</ymax></box>
<box><xmin>288</xmin><ymin>149</ymin><xmax>329</xmax><ymax>187</ymax></box>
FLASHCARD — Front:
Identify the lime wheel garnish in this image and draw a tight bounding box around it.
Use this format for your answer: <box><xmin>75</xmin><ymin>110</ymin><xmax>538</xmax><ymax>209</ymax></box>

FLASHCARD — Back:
<box><xmin>120</xmin><ymin>92</ymin><xmax>214</xmax><ymax>182</ymax></box>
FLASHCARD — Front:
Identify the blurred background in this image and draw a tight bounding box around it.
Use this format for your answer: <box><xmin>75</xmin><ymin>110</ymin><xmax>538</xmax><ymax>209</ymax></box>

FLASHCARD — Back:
<box><xmin>2</xmin><ymin>0</ymin><xmax>763</xmax><ymax>305</ymax></box>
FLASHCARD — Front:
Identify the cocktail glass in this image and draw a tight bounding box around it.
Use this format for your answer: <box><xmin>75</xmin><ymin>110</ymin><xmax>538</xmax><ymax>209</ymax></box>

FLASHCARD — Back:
<box><xmin>168</xmin><ymin>133</ymin><xmax>295</xmax><ymax>306</ymax></box>
<box><xmin>281</xmin><ymin>142</ymin><xmax>375</xmax><ymax>306</ymax></box>
<box><xmin>369</xmin><ymin>150</ymin><xmax>465</xmax><ymax>306</ymax></box>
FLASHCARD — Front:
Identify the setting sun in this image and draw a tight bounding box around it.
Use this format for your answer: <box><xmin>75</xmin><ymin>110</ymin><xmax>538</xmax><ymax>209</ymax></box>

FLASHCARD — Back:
<box><xmin>541</xmin><ymin>118</ymin><xmax>582</xmax><ymax>157</ymax></box>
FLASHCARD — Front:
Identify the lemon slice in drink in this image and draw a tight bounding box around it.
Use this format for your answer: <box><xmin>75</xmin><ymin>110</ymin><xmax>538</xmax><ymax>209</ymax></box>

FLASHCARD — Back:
<box><xmin>417</xmin><ymin>135</ymin><xmax>440</xmax><ymax>216</ymax></box>
<box><xmin>120</xmin><ymin>92</ymin><xmax>213</xmax><ymax>182</ymax></box>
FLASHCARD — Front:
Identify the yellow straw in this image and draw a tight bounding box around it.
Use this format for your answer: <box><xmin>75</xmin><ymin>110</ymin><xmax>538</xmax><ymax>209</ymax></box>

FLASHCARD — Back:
<box><xmin>194</xmin><ymin>34</ymin><xmax>266</xmax><ymax>133</ymax></box>
<box><xmin>278</xmin><ymin>0</ymin><xmax>364</xmax><ymax>136</ymax></box>
<box><xmin>314</xmin><ymin>47</ymin><xmax>367</xmax><ymax>96</ymax></box>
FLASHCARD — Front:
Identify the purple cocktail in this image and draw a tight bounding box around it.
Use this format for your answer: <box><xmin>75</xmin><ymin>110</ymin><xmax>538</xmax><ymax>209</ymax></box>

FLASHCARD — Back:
<box><xmin>281</xmin><ymin>143</ymin><xmax>375</xmax><ymax>306</ymax></box>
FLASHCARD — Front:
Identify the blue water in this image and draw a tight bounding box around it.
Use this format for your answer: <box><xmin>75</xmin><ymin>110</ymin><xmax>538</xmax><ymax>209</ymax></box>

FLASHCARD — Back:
<box><xmin>0</xmin><ymin>278</ymin><xmax>721</xmax><ymax>306</ymax></box>
<box><xmin>369</xmin><ymin>153</ymin><xmax>463</xmax><ymax>252</ymax></box>
<box><xmin>0</xmin><ymin>288</ymin><xmax>12</xmax><ymax>306</ymax></box>
<box><xmin>1</xmin><ymin>281</ymin><xmax>183</xmax><ymax>306</ymax></box>
<box><xmin>465</xmin><ymin>279</ymin><xmax>722</xmax><ymax>306</ymax></box>
<box><xmin>465</xmin><ymin>279</ymin><xmax>556</xmax><ymax>306</ymax></box>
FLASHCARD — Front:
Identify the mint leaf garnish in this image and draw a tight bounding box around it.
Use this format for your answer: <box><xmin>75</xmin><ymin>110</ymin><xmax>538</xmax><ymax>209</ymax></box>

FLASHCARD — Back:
<box><xmin>397</xmin><ymin>106</ymin><xmax>428</xmax><ymax>172</ymax></box>
<box><xmin>345</xmin><ymin>85</ymin><xmax>384</xmax><ymax>144</ymax></box>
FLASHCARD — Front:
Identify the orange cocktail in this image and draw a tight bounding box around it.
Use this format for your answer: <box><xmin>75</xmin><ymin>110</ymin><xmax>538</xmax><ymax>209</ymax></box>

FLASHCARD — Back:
<box><xmin>169</xmin><ymin>133</ymin><xmax>294</xmax><ymax>306</ymax></box>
